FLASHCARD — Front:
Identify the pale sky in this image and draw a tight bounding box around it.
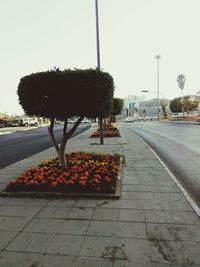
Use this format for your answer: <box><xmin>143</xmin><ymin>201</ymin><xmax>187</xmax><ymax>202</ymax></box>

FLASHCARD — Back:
<box><xmin>1</xmin><ymin>0</ymin><xmax>200</xmax><ymax>115</ymax></box>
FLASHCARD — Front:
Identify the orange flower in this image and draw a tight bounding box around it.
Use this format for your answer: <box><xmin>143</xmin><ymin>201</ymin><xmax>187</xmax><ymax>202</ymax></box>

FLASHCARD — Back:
<box><xmin>65</xmin><ymin>180</ymin><xmax>74</xmax><ymax>185</ymax></box>
<box><xmin>104</xmin><ymin>176</ymin><xmax>111</xmax><ymax>183</ymax></box>
<box><xmin>93</xmin><ymin>174</ymin><xmax>101</xmax><ymax>180</ymax></box>
<box><xmin>79</xmin><ymin>181</ymin><xmax>86</xmax><ymax>186</ymax></box>
<box><xmin>92</xmin><ymin>178</ymin><xmax>100</xmax><ymax>185</ymax></box>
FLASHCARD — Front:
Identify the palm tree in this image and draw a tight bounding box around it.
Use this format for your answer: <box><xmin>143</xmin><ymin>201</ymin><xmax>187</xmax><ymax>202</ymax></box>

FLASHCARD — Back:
<box><xmin>177</xmin><ymin>74</ymin><xmax>186</xmax><ymax>97</ymax></box>
<box><xmin>177</xmin><ymin>74</ymin><xmax>186</xmax><ymax>116</ymax></box>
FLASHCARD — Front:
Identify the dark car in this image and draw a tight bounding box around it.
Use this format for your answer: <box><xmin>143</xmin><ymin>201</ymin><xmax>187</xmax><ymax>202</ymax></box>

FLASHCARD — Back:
<box><xmin>7</xmin><ymin>120</ymin><xmax>19</xmax><ymax>127</ymax></box>
<box><xmin>0</xmin><ymin>119</ymin><xmax>9</xmax><ymax>128</ymax></box>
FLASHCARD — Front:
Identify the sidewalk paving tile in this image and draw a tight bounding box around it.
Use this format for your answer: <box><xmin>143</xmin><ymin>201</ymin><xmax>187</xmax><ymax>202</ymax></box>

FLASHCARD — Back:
<box><xmin>177</xmin><ymin>225</ymin><xmax>200</xmax><ymax>241</ymax></box>
<box><xmin>74</xmin><ymin>199</ymin><xmax>98</xmax><ymax>208</ymax></box>
<box><xmin>45</xmin><ymin>234</ymin><xmax>84</xmax><ymax>255</ymax></box>
<box><xmin>97</xmin><ymin>199</ymin><xmax>120</xmax><ymax>209</ymax></box>
<box><xmin>23</xmin><ymin>218</ymin><xmax>64</xmax><ymax>234</ymax></box>
<box><xmin>0</xmin><ymin>205</ymin><xmax>40</xmax><ymax>217</ymax></box>
<box><xmin>118</xmin><ymin>209</ymin><xmax>145</xmax><ymax>222</ymax></box>
<box><xmin>6</xmin><ymin>232</ymin><xmax>54</xmax><ymax>253</ymax></box>
<box><xmin>72</xmin><ymin>257</ymin><xmax>112</xmax><ymax>267</ymax></box>
<box><xmin>68</xmin><ymin>207</ymin><xmax>95</xmax><ymax>220</ymax></box>
<box><xmin>80</xmin><ymin>236</ymin><xmax>115</xmax><ymax>257</ymax></box>
<box><xmin>0</xmin><ymin>231</ymin><xmax>18</xmax><ymax>250</ymax></box>
<box><xmin>117</xmin><ymin>222</ymin><xmax>147</xmax><ymax>238</ymax></box>
<box><xmin>120</xmin><ymin>199</ymin><xmax>144</xmax><ymax>210</ymax></box>
<box><xmin>116</xmin><ymin>238</ymin><xmax>151</xmax><ymax>263</ymax></box>
<box><xmin>113</xmin><ymin>261</ymin><xmax>153</xmax><ymax>267</ymax></box>
<box><xmin>170</xmin><ymin>211</ymin><xmax>200</xmax><ymax>225</ymax></box>
<box><xmin>92</xmin><ymin>207</ymin><xmax>119</xmax><ymax>221</ymax></box>
<box><xmin>36</xmin><ymin>206</ymin><xmax>71</xmax><ymax>219</ymax></box>
<box><xmin>183</xmin><ymin>241</ymin><xmax>200</xmax><ymax>264</ymax></box>
<box><xmin>0</xmin><ymin>251</ymin><xmax>42</xmax><ymax>267</ymax></box>
<box><xmin>87</xmin><ymin>220</ymin><xmax>118</xmax><ymax>236</ymax></box>
<box><xmin>58</xmin><ymin>219</ymin><xmax>90</xmax><ymax>235</ymax></box>
<box><xmin>32</xmin><ymin>254</ymin><xmax>75</xmax><ymax>267</ymax></box>
<box><xmin>0</xmin><ymin>216</ymin><xmax>31</xmax><ymax>231</ymax></box>
<box><xmin>145</xmin><ymin>210</ymin><xmax>173</xmax><ymax>224</ymax></box>
<box><xmin>146</xmin><ymin>224</ymin><xmax>181</xmax><ymax>241</ymax></box>
<box><xmin>149</xmin><ymin>239</ymin><xmax>192</xmax><ymax>265</ymax></box>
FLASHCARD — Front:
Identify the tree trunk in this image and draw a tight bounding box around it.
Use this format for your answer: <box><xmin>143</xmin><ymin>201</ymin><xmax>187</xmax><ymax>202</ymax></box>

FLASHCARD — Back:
<box><xmin>58</xmin><ymin>116</ymin><xmax>84</xmax><ymax>166</ymax></box>
<box><xmin>99</xmin><ymin>117</ymin><xmax>104</xmax><ymax>145</ymax></box>
<box><xmin>48</xmin><ymin>117</ymin><xmax>60</xmax><ymax>155</ymax></box>
<box><xmin>59</xmin><ymin>138</ymin><xmax>68</xmax><ymax>165</ymax></box>
<box><xmin>48</xmin><ymin>116</ymin><xmax>84</xmax><ymax>167</ymax></box>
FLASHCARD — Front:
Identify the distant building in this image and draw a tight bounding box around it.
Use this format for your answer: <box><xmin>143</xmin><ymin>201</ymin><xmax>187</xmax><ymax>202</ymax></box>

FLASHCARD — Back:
<box><xmin>123</xmin><ymin>95</ymin><xmax>146</xmax><ymax>118</ymax></box>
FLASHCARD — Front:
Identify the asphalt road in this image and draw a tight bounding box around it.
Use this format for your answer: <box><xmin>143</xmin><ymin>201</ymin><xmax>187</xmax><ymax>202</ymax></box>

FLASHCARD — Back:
<box><xmin>125</xmin><ymin>121</ymin><xmax>200</xmax><ymax>206</ymax></box>
<box><xmin>0</xmin><ymin>124</ymin><xmax>90</xmax><ymax>169</ymax></box>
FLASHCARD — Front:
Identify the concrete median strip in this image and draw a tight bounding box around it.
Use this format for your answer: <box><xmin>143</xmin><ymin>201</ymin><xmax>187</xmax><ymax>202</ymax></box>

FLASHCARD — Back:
<box><xmin>135</xmin><ymin>133</ymin><xmax>200</xmax><ymax>217</ymax></box>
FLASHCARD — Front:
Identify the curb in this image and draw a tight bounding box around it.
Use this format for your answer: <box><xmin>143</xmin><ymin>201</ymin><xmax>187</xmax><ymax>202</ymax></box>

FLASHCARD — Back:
<box><xmin>167</xmin><ymin>121</ymin><xmax>200</xmax><ymax>125</ymax></box>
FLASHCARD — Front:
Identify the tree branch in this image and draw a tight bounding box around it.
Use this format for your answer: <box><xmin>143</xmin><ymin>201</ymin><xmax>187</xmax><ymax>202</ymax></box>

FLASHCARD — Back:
<box><xmin>66</xmin><ymin>116</ymin><xmax>84</xmax><ymax>140</ymax></box>
<box><xmin>48</xmin><ymin>117</ymin><xmax>60</xmax><ymax>154</ymax></box>
<box><xmin>63</xmin><ymin>118</ymin><xmax>68</xmax><ymax>136</ymax></box>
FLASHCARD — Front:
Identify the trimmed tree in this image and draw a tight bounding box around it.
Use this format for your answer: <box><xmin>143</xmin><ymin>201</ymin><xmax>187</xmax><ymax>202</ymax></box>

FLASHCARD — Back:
<box><xmin>17</xmin><ymin>68</ymin><xmax>114</xmax><ymax>166</ymax></box>
<box><xmin>111</xmin><ymin>98</ymin><xmax>124</xmax><ymax>116</ymax></box>
<box><xmin>169</xmin><ymin>97</ymin><xmax>182</xmax><ymax>113</ymax></box>
<box><xmin>110</xmin><ymin>98</ymin><xmax>124</xmax><ymax>123</ymax></box>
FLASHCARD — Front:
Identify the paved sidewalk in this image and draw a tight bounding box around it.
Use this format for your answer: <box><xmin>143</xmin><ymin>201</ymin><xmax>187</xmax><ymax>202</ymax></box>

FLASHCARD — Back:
<box><xmin>0</xmin><ymin>125</ymin><xmax>200</xmax><ymax>266</ymax></box>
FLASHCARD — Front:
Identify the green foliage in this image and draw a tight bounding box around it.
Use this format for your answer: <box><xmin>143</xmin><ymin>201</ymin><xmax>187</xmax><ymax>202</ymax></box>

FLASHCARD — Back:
<box><xmin>182</xmin><ymin>95</ymin><xmax>199</xmax><ymax>113</ymax></box>
<box><xmin>18</xmin><ymin>68</ymin><xmax>115</xmax><ymax>119</ymax></box>
<box><xmin>169</xmin><ymin>97</ymin><xmax>182</xmax><ymax>113</ymax></box>
<box><xmin>111</xmin><ymin>98</ymin><xmax>124</xmax><ymax>116</ymax></box>
<box><xmin>170</xmin><ymin>95</ymin><xmax>199</xmax><ymax>113</ymax></box>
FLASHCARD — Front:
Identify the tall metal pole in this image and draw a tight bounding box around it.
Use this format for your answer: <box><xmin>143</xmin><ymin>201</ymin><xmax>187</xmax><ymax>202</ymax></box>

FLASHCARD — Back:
<box><xmin>95</xmin><ymin>0</ymin><xmax>103</xmax><ymax>144</ymax></box>
<box><xmin>95</xmin><ymin>0</ymin><xmax>101</xmax><ymax>69</ymax></box>
<box><xmin>155</xmin><ymin>55</ymin><xmax>161</xmax><ymax>121</ymax></box>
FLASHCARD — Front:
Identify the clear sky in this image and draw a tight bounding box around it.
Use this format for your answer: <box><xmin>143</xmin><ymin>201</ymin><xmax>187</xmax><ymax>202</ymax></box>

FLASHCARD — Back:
<box><xmin>1</xmin><ymin>0</ymin><xmax>200</xmax><ymax>115</ymax></box>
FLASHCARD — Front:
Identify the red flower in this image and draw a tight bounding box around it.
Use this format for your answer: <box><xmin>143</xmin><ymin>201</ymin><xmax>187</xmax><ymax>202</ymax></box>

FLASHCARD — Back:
<box><xmin>51</xmin><ymin>181</ymin><xmax>58</xmax><ymax>188</ymax></box>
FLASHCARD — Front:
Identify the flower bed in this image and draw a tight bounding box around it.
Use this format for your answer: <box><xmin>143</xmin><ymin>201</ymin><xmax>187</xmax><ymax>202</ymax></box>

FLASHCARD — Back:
<box><xmin>91</xmin><ymin>124</ymin><xmax>120</xmax><ymax>138</ymax></box>
<box><xmin>5</xmin><ymin>152</ymin><xmax>120</xmax><ymax>194</ymax></box>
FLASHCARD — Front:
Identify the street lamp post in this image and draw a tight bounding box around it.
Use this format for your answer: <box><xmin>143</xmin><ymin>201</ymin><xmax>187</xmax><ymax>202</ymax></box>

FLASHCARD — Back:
<box><xmin>155</xmin><ymin>55</ymin><xmax>161</xmax><ymax>121</ymax></box>
<box><xmin>95</xmin><ymin>0</ymin><xmax>101</xmax><ymax>69</ymax></box>
<box><xmin>95</xmin><ymin>0</ymin><xmax>103</xmax><ymax>144</ymax></box>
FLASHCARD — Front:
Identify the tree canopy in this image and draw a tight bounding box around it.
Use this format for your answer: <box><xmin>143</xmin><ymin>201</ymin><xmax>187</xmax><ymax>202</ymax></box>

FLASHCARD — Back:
<box><xmin>17</xmin><ymin>68</ymin><xmax>115</xmax><ymax>165</ymax></box>
<box><xmin>169</xmin><ymin>95</ymin><xmax>199</xmax><ymax>113</ymax></box>
<box><xmin>111</xmin><ymin>98</ymin><xmax>124</xmax><ymax>116</ymax></box>
<box><xmin>18</xmin><ymin>68</ymin><xmax>115</xmax><ymax>120</ymax></box>
<box><xmin>169</xmin><ymin>97</ymin><xmax>182</xmax><ymax>113</ymax></box>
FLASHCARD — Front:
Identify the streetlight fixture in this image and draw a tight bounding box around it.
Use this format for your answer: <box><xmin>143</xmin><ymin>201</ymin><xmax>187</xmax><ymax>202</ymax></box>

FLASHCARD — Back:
<box><xmin>155</xmin><ymin>55</ymin><xmax>161</xmax><ymax>121</ymax></box>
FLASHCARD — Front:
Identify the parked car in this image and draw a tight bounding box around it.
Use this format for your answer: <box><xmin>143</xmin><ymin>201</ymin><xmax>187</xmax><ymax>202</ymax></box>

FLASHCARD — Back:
<box><xmin>81</xmin><ymin>118</ymin><xmax>91</xmax><ymax>123</ymax></box>
<box><xmin>171</xmin><ymin>112</ymin><xmax>183</xmax><ymax>118</ymax></box>
<box><xmin>7</xmin><ymin>119</ymin><xmax>20</xmax><ymax>127</ymax></box>
<box><xmin>0</xmin><ymin>119</ymin><xmax>9</xmax><ymax>128</ymax></box>
<box><xmin>18</xmin><ymin>117</ymin><xmax>39</xmax><ymax>127</ymax></box>
<box><xmin>124</xmin><ymin>117</ymin><xmax>135</xmax><ymax>123</ymax></box>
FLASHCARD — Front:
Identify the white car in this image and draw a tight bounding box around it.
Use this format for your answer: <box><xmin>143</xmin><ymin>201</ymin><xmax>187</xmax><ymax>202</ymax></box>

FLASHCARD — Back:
<box><xmin>124</xmin><ymin>117</ymin><xmax>135</xmax><ymax>123</ymax></box>
<box><xmin>19</xmin><ymin>117</ymin><xmax>39</xmax><ymax>127</ymax></box>
<box><xmin>81</xmin><ymin>118</ymin><xmax>91</xmax><ymax>123</ymax></box>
